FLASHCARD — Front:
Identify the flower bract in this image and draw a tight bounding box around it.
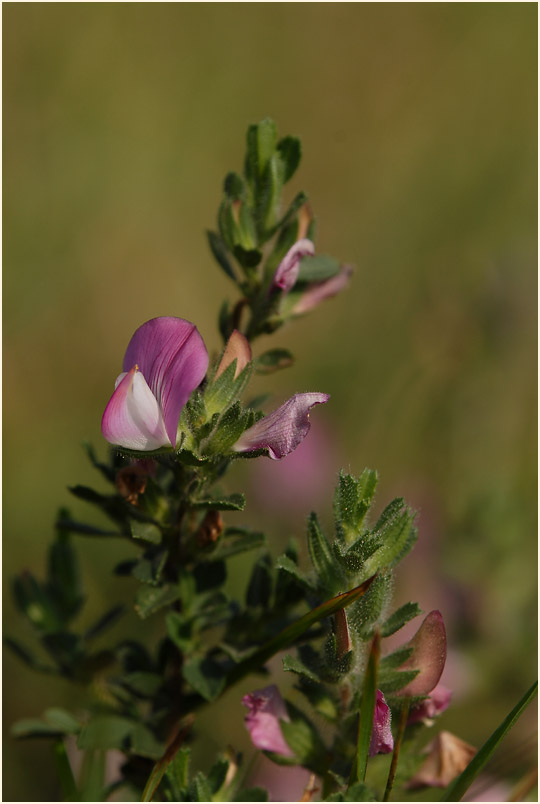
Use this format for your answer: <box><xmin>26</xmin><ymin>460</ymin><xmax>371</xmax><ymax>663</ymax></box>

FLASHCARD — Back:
<box><xmin>369</xmin><ymin>689</ymin><xmax>394</xmax><ymax>756</ymax></box>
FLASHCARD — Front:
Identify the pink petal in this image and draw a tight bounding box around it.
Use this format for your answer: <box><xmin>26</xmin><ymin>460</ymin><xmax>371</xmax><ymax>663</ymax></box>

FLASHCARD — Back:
<box><xmin>273</xmin><ymin>239</ymin><xmax>315</xmax><ymax>293</ymax></box>
<box><xmin>101</xmin><ymin>367</ymin><xmax>170</xmax><ymax>450</ymax></box>
<box><xmin>369</xmin><ymin>690</ymin><xmax>394</xmax><ymax>756</ymax></box>
<box><xmin>215</xmin><ymin>330</ymin><xmax>252</xmax><ymax>379</ymax></box>
<box><xmin>397</xmin><ymin>611</ymin><xmax>447</xmax><ymax>697</ymax></box>
<box><xmin>233</xmin><ymin>392</ymin><xmax>330</xmax><ymax>460</ymax></box>
<box><xmin>123</xmin><ymin>317</ymin><xmax>208</xmax><ymax>448</ymax></box>
<box><xmin>293</xmin><ymin>264</ymin><xmax>353</xmax><ymax>315</ymax></box>
<box><xmin>242</xmin><ymin>685</ymin><xmax>293</xmax><ymax>757</ymax></box>
<box><xmin>407</xmin><ymin>684</ymin><xmax>452</xmax><ymax>725</ymax></box>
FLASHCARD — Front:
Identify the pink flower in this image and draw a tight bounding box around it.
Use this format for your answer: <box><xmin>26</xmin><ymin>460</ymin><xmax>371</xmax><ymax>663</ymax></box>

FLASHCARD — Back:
<box><xmin>369</xmin><ymin>690</ymin><xmax>394</xmax><ymax>756</ymax></box>
<box><xmin>407</xmin><ymin>683</ymin><xmax>452</xmax><ymax>725</ymax></box>
<box><xmin>242</xmin><ymin>685</ymin><xmax>293</xmax><ymax>757</ymax></box>
<box><xmin>273</xmin><ymin>239</ymin><xmax>315</xmax><ymax>293</ymax></box>
<box><xmin>272</xmin><ymin>240</ymin><xmax>352</xmax><ymax>314</ymax></box>
<box><xmin>101</xmin><ymin>317</ymin><xmax>208</xmax><ymax>451</ymax></box>
<box><xmin>233</xmin><ymin>393</ymin><xmax>330</xmax><ymax>460</ymax></box>
<box><xmin>395</xmin><ymin>610</ymin><xmax>447</xmax><ymax>697</ymax></box>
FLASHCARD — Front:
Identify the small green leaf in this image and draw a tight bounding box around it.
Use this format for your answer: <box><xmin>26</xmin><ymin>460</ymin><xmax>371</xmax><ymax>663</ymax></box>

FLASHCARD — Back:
<box><xmin>165</xmin><ymin>746</ymin><xmax>191</xmax><ymax>799</ymax></box>
<box><xmin>307</xmin><ymin>513</ymin><xmax>342</xmax><ymax>593</ymax></box>
<box><xmin>282</xmin><ymin>653</ymin><xmax>320</xmax><ymax>682</ymax></box>
<box><xmin>84</xmin><ymin>604</ymin><xmax>124</xmax><ymax>640</ymax></box>
<box><xmin>135</xmin><ymin>584</ymin><xmax>180</xmax><ymax>619</ymax></box>
<box><xmin>120</xmin><ymin>672</ymin><xmax>163</xmax><ymax>697</ymax></box>
<box><xmin>130</xmin><ymin>723</ymin><xmax>166</xmax><ymax>759</ymax></box>
<box><xmin>207</xmin><ymin>758</ymin><xmax>229</xmax><ymax>795</ymax></box>
<box><xmin>213</xmin><ymin>529</ymin><xmax>266</xmax><ymax>559</ymax></box>
<box><xmin>246</xmin><ymin>554</ymin><xmax>273</xmax><ymax>608</ymax></box>
<box><xmin>245</xmin><ymin>118</ymin><xmax>277</xmax><ymax>185</ymax></box>
<box><xmin>381</xmin><ymin>603</ymin><xmax>422</xmax><ymax>637</ymax></box>
<box><xmin>297</xmin><ymin>254</ymin><xmax>341</xmax><ymax>283</ymax></box>
<box><xmin>77</xmin><ymin>716</ymin><xmax>134</xmax><ymax>751</ymax></box>
<box><xmin>191</xmin><ymin>772</ymin><xmax>213</xmax><ymax>802</ymax></box>
<box><xmin>12</xmin><ymin>718</ymin><xmax>65</xmax><ymax>739</ymax></box>
<box><xmin>193</xmin><ymin>493</ymin><xmax>246</xmax><ymax>512</ymax></box>
<box><xmin>255</xmin><ymin>349</ymin><xmax>294</xmax><ymax>374</ymax></box>
<box><xmin>279</xmin><ymin>702</ymin><xmax>327</xmax><ymax>769</ymax></box>
<box><xmin>276</xmin><ymin>136</ymin><xmax>301</xmax><ymax>183</ymax></box>
<box><xmin>275</xmin><ymin>554</ymin><xmax>316</xmax><ymax>592</ymax></box>
<box><xmin>131</xmin><ymin>520</ymin><xmax>162</xmax><ymax>545</ymax></box>
<box><xmin>182</xmin><ymin>656</ymin><xmax>226</xmax><ymax>701</ymax></box>
<box><xmin>44</xmin><ymin>708</ymin><xmax>81</xmax><ymax>734</ymax></box>
<box><xmin>441</xmin><ymin>681</ymin><xmax>538</xmax><ymax>801</ymax></box>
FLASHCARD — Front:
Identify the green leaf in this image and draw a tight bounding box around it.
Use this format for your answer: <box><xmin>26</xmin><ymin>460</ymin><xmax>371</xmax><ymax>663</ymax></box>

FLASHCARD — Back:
<box><xmin>276</xmin><ymin>136</ymin><xmax>301</xmax><ymax>183</ymax></box>
<box><xmin>165</xmin><ymin>746</ymin><xmax>191</xmax><ymax>799</ymax></box>
<box><xmin>132</xmin><ymin>550</ymin><xmax>168</xmax><ymax>586</ymax></box>
<box><xmin>207</xmin><ymin>758</ymin><xmax>230</xmax><ymax>796</ymax></box>
<box><xmin>334</xmin><ymin>470</ymin><xmax>378</xmax><ymax>544</ymax></box>
<box><xmin>13</xmin><ymin>573</ymin><xmax>62</xmax><ymax>632</ymax></box>
<box><xmin>130</xmin><ymin>723</ymin><xmax>166</xmax><ymax>759</ymax></box>
<box><xmin>207</xmin><ymin>230</ymin><xmax>237</xmax><ymax>282</ymax></box>
<box><xmin>297</xmin><ymin>254</ymin><xmax>341</xmax><ymax>283</ymax></box>
<box><xmin>205</xmin><ymin>358</ymin><xmax>252</xmax><ymax>417</ymax></box>
<box><xmin>190</xmin><ymin>772</ymin><xmax>213</xmax><ymax>802</ymax></box>
<box><xmin>12</xmin><ymin>718</ymin><xmax>65</xmax><ymax>739</ymax></box>
<box><xmin>245</xmin><ymin>118</ymin><xmax>277</xmax><ymax>185</ymax></box>
<box><xmin>77</xmin><ymin>716</ymin><xmax>135</xmax><ymax>751</ymax></box>
<box><xmin>246</xmin><ymin>553</ymin><xmax>273</xmax><ymax>608</ymax></box>
<box><xmin>135</xmin><ymin>584</ymin><xmax>180</xmax><ymax>619</ymax></box>
<box><xmin>48</xmin><ymin>518</ymin><xmax>83</xmax><ymax>618</ymax></box>
<box><xmin>192</xmin><ymin>493</ymin><xmax>246</xmax><ymax>512</ymax></box>
<box><xmin>226</xmin><ymin>575</ymin><xmax>376</xmax><ymax>688</ymax></box>
<box><xmin>279</xmin><ymin>702</ymin><xmax>327</xmax><ymax>769</ymax></box>
<box><xmin>364</xmin><ymin>508</ymin><xmax>417</xmax><ymax>575</ymax></box>
<box><xmin>441</xmin><ymin>680</ymin><xmax>538</xmax><ymax>801</ymax></box>
<box><xmin>4</xmin><ymin>637</ymin><xmax>56</xmax><ymax>673</ymax></box>
<box><xmin>236</xmin><ymin>788</ymin><xmax>269</xmax><ymax>801</ymax></box>
<box><xmin>131</xmin><ymin>520</ymin><xmax>162</xmax><ymax>545</ymax></box>
<box><xmin>213</xmin><ymin>529</ymin><xmax>266</xmax><ymax>559</ymax></box>
<box><xmin>82</xmin><ymin>441</ymin><xmax>115</xmax><ymax>483</ymax></box>
<box><xmin>182</xmin><ymin>655</ymin><xmax>226</xmax><ymax>701</ymax></box>
<box><xmin>275</xmin><ymin>554</ymin><xmax>316</xmax><ymax>592</ymax></box>
<box><xmin>44</xmin><ymin>708</ymin><xmax>81</xmax><ymax>734</ymax></box>
<box><xmin>307</xmin><ymin>512</ymin><xmax>342</xmax><ymax>593</ymax></box>
<box><xmin>255</xmin><ymin>349</ymin><xmax>294</xmax><ymax>374</ymax></box>
<box><xmin>348</xmin><ymin>573</ymin><xmax>392</xmax><ymax>639</ymax></box>
<box><xmin>381</xmin><ymin>603</ymin><xmax>422</xmax><ymax>637</ymax></box>
<box><xmin>202</xmin><ymin>401</ymin><xmax>261</xmax><ymax>455</ymax></box>
<box><xmin>119</xmin><ymin>672</ymin><xmax>163</xmax><ymax>697</ymax></box>
<box><xmin>55</xmin><ymin>519</ymin><xmax>121</xmax><ymax>537</ymax></box>
<box><xmin>233</xmin><ymin>245</ymin><xmax>262</xmax><ymax>269</ymax></box>
<box><xmin>282</xmin><ymin>653</ymin><xmax>320</xmax><ymax>683</ymax></box>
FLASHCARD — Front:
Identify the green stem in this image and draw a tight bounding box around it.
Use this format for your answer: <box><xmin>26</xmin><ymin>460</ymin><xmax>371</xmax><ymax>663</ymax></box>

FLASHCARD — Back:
<box><xmin>383</xmin><ymin>698</ymin><xmax>410</xmax><ymax>802</ymax></box>
<box><xmin>350</xmin><ymin>631</ymin><xmax>380</xmax><ymax>786</ymax></box>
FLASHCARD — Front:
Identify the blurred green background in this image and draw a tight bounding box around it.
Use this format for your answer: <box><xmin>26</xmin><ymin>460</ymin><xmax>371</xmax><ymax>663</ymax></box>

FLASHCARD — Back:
<box><xmin>3</xmin><ymin>4</ymin><xmax>537</xmax><ymax>801</ymax></box>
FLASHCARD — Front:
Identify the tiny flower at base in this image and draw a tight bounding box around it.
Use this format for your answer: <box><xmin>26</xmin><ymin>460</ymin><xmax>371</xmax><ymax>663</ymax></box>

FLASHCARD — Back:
<box><xmin>233</xmin><ymin>393</ymin><xmax>330</xmax><ymax>460</ymax></box>
<box><xmin>407</xmin><ymin>683</ymin><xmax>452</xmax><ymax>725</ymax></box>
<box><xmin>292</xmin><ymin>263</ymin><xmax>353</xmax><ymax>315</ymax></box>
<box><xmin>242</xmin><ymin>685</ymin><xmax>294</xmax><ymax>757</ymax></box>
<box><xmin>101</xmin><ymin>317</ymin><xmax>208</xmax><ymax>451</ymax></box>
<box><xmin>272</xmin><ymin>239</ymin><xmax>315</xmax><ymax>293</ymax></box>
<box><xmin>369</xmin><ymin>690</ymin><xmax>394</xmax><ymax>756</ymax></box>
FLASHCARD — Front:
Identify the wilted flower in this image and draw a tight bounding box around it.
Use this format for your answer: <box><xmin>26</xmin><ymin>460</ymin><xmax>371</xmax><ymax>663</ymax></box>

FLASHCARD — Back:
<box><xmin>407</xmin><ymin>683</ymin><xmax>452</xmax><ymax>725</ymax></box>
<box><xmin>242</xmin><ymin>684</ymin><xmax>293</xmax><ymax>757</ymax></box>
<box><xmin>272</xmin><ymin>239</ymin><xmax>352</xmax><ymax>314</ymax></box>
<box><xmin>101</xmin><ymin>317</ymin><xmax>208</xmax><ymax>451</ymax></box>
<box><xmin>406</xmin><ymin>730</ymin><xmax>476</xmax><ymax>789</ymax></box>
<box><xmin>272</xmin><ymin>239</ymin><xmax>315</xmax><ymax>293</ymax></box>
<box><xmin>233</xmin><ymin>393</ymin><xmax>330</xmax><ymax>460</ymax></box>
<box><xmin>215</xmin><ymin>329</ymin><xmax>252</xmax><ymax>379</ymax></box>
<box><xmin>369</xmin><ymin>690</ymin><xmax>394</xmax><ymax>757</ymax></box>
<box><xmin>396</xmin><ymin>610</ymin><xmax>447</xmax><ymax>697</ymax></box>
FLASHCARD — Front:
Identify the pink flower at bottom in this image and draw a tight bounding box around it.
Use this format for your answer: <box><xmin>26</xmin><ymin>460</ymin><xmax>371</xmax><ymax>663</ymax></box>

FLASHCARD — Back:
<box><xmin>242</xmin><ymin>685</ymin><xmax>293</xmax><ymax>757</ymax></box>
<box><xmin>369</xmin><ymin>690</ymin><xmax>394</xmax><ymax>757</ymax></box>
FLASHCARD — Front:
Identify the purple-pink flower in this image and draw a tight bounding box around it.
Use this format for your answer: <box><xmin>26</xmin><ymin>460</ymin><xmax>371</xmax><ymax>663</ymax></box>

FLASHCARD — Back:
<box><xmin>242</xmin><ymin>685</ymin><xmax>293</xmax><ymax>757</ymax></box>
<box><xmin>101</xmin><ymin>317</ymin><xmax>208</xmax><ymax>451</ymax></box>
<box><xmin>273</xmin><ymin>239</ymin><xmax>315</xmax><ymax>293</ymax></box>
<box><xmin>407</xmin><ymin>683</ymin><xmax>452</xmax><ymax>725</ymax></box>
<box><xmin>369</xmin><ymin>690</ymin><xmax>394</xmax><ymax>757</ymax></box>
<box><xmin>233</xmin><ymin>393</ymin><xmax>330</xmax><ymax>460</ymax></box>
<box><xmin>272</xmin><ymin>239</ymin><xmax>352</xmax><ymax>314</ymax></box>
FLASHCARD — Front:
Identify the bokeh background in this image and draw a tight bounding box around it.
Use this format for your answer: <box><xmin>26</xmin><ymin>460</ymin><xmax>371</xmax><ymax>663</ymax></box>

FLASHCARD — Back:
<box><xmin>3</xmin><ymin>4</ymin><xmax>537</xmax><ymax>801</ymax></box>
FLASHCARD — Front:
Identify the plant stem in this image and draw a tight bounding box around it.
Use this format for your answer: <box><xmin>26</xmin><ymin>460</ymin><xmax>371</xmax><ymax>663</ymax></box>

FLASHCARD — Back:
<box><xmin>383</xmin><ymin>698</ymin><xmax>410</xmax><ymax>802</ymax></box>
